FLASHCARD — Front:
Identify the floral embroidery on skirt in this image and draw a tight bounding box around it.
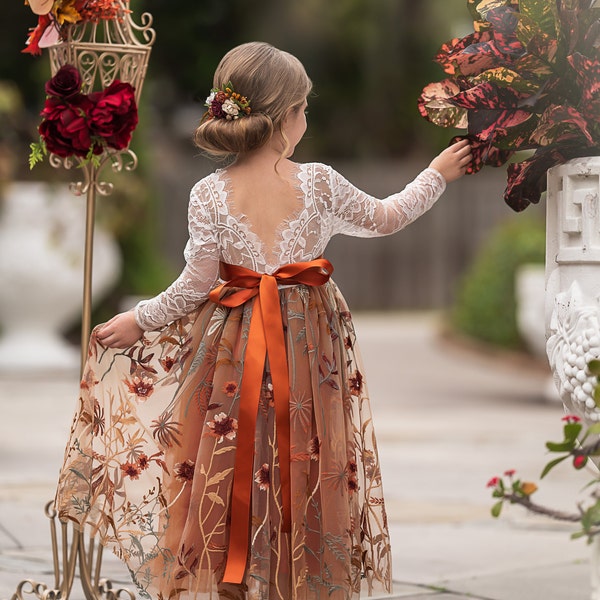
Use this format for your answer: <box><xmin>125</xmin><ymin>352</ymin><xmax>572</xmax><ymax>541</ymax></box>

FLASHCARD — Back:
<box><xmin>55</xmin><ymin>281</ymin><xmax>391</xmax><ymax>599</ymax></box>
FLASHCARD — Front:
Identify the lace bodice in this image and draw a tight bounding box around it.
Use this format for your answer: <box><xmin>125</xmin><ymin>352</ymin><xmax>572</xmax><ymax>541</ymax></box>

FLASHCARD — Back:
<box><xmin>134</xmin><ymin>162</ymin><xmax>446</xmax><ymax>330</ymax></box>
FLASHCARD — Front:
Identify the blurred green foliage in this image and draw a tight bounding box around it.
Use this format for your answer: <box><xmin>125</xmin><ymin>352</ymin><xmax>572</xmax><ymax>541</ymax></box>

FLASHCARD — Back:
<box><xmin>451</xmin><ymin>218</ymin><xmax>546</xmax><ymax>349</ymax></box>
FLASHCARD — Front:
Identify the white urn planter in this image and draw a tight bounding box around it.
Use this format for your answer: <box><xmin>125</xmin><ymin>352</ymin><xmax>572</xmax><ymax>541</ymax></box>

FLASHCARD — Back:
<box><xmin>0</xmin><ymin>181</ymin><xmax>121</xmax><ymax>373</ymax></box>
<box><xmin>544</xmin><ymin>156</ymin><xmax>600</xmax><ymax>599</ymax></box>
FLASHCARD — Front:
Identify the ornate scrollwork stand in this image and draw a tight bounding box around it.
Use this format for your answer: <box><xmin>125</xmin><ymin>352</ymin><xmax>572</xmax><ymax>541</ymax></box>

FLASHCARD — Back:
<box><xmin>9</xmin><ymin>4</ymin><xmax>155</xmax><ymax>599</ymax></box>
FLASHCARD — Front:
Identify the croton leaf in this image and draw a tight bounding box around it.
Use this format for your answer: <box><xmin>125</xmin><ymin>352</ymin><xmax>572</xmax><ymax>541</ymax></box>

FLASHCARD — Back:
<box><xmin>568</xmin><ymin>53</ymin><xmax>600</xmax><ymax>118</ymax></box>
<box><xmin>512</xmin><ymin>53</ymin><xmax>554</xmax><ymax>79</ymax></box>
<box><xmin>505</xmin><ymin>144</ymin><xmax>595</xmax><ymax>211</ymax></box>
<box><xmin>434</xmin><ymin>32</ymin><xmax>505</xmax><ymax>77</ymax></box>
<box><xmin>471</xmin><ymin>66</ymin><xmax>542</xmax><ymax>94</ymax></box>
<box><xmin>504</xmin><ymin>148</ymin><xmax>562</xmax><ymax>211</ymax></box>
<box><xmin>450</xmin><ymin>81</ymin><xmax>523</xmax><ymax>110</ymax></box>
<box><xmin>418</xmin><ymin>80</ymin><xmax>469</xmax><ymax>129</ymax></box>
<box><xmin>486</xmin><ymin>7</ymin><xmax>527</xmax><ymax>56</ymax></box>
<box><xmin>450</xmin><ymin>134</ymin><xmax>514</xmax><ymax>174</ymax></box>
<box><xmin>469</xmin><ymin>107</ymin><xmax>533</xmax><ymax>143</ymax></box>
<box><xmin>526</xmin><ymin>33</ymin><xmax>559</xmax><ymax>64</ymax></box>
<box><xmin>468</xmin><ymin>0</ymin><xmax>520</xmax><ymax>32</ymax></box>
<box><xmin>531</xmin><ymin>104</ymin><xmax>594</xmax><ymax>146</ymax></box>
<box><xmin>519</xmin><ymin>0</ymin><xmax>559</xmax><ymax>37</ymax></box>
<box><xmin>581</xmin><ymin>17</ymin><xmax>600</xmax><ymax>55</ymax></box>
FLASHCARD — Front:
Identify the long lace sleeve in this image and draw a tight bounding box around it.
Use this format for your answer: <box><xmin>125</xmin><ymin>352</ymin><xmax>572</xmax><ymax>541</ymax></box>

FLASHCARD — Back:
<box><xmin>327</xmin><ymin>165</ymin><xmax>446</xmax><ymax>238</ymax></box>
<box><xmin>134</xmin><ymin>183</ymin><xmax>220</xmax><ymax>331</ymax></box>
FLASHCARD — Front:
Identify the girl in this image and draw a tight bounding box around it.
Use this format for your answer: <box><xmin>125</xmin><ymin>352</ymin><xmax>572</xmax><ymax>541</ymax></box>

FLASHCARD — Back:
<box><xmin>55</xmin><ymin>42</ymin><xmax>471</xmax><ymax>600</ymax></box>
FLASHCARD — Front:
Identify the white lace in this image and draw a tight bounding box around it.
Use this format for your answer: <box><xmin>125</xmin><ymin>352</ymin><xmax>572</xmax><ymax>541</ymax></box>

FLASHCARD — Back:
<box><xmin>134</xmin><ymin>163</ymin><xmax>446</xmax><ymax>330</ymax></box>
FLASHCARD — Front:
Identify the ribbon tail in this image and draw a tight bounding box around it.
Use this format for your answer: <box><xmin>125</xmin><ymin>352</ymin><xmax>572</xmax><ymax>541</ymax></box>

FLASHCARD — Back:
<box><xmin>260</xmin><ymin>276</ymin><xmax>292</xmax><ymax>534</ymax></box>
<box><xmin>222</xmin><ymin>300</ymin><xmax>266</xmax><ymax>584</ymax></box>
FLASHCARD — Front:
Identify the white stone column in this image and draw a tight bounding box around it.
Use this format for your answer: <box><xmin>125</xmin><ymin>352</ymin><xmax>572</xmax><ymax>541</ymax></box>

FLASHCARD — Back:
<box><xmin>545</xmin><ymin>156</ymin><xmax>600</xmax><ymax>599</ymax></box>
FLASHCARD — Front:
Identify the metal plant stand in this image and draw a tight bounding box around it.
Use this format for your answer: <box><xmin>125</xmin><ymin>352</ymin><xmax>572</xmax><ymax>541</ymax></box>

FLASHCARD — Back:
<box><xmin>10</xmin><ymin>4</ymin><xmax>154</xmax><ymax>598</ymax></box>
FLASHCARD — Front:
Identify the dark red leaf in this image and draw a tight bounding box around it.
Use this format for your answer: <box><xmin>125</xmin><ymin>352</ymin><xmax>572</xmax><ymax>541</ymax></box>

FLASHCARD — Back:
<box><xmin>450</xmin><ymin>82</ymin><xmax>522</xmax><ymax>110</ymax></box>
<box><xmin>504</xmin><ymin>144</ymin><xmax>596</xmax><ymax>211</ymax></box>
<box><xmin>469</xmin><ymin>107</ymin><xmax>532</xmax><ymax>142</ymax></box>
<box><xmin>568</xmin><ymin>53</ymin><xmax>600</xmax><ymax>117</ymax></box>
<box><xmin>531</xmin><ymin>104</ymin><xmax>594</xmax><ymax>146</ymax></box>
<box><xmin>450</xmin><ymin>135</ymin><xmax>514</xmax><ymax>174</ymax></box>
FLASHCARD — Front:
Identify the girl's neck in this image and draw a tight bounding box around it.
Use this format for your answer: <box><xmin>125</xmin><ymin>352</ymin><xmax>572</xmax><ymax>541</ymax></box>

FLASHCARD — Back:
<box><xmin>230</xmin><ymin>136</ymin><xmax>294</xmax><ymax>173</ymax></box>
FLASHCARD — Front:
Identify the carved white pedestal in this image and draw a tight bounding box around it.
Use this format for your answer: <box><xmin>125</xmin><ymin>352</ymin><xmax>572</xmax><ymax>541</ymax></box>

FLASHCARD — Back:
<box><xmin>545</xmin><ymin>157</ymin><xmax>600</xmax><ymax>598</ymax></box>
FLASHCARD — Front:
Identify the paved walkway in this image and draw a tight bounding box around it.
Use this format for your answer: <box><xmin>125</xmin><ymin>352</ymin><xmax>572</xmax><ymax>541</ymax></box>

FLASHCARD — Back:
<box><xmin>0</xmin><ymin>313</ymin><xmax>594</xmax><ymax>599</ymax></box>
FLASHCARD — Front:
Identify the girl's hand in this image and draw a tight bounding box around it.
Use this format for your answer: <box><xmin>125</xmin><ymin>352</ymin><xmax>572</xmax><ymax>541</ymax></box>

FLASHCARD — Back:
<box><xmin>428</xmin><ymin>138</ymin><xmax>472</xmax><ymax>183</ymax></box>
<box><xmin>96</xmin><ymin>311</ymin><xmax>144</xmax><ymax>349</ymax></box>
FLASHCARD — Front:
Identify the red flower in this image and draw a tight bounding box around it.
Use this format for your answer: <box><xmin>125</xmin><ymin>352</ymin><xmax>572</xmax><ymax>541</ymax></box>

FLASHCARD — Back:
<box><xmin>160</xmin><ymin>356</ymin><xmax>175</xmax><ymax>373</ymax></box>
<box><xmin>124</xmin><ymin>375</ymin><xmax>155</xmax><ymax>399</ymax></box>
<box><xmin>222</xmin><ymin>381</ymin><xmax>238</xmax><ymax>398</ymax></box>
<box><xmin>503</xmin><ymin>469</ymin><xmax>516</xmax><ymax>477</ymax></box>
<box><xmin>137</xmin><ymin>453</ymin><xmax>150</xmax><ymax>470</ymax></box>
<box><xmin>174</xmin><ymin>459</ymin><xmax>196</xmax><ymax>482</ymax></box>
<box><xmin>38</xmin><ymin>95</ymin><xmax>99</xmax><ymax>158</ymax></box>
<box><xmin>45</xmin><ymin>65</ymin><xmax>82</xmax><ymax>99</ymax></box>
<box><xmin>486</xmin><ymin>476</ymin><xmax>501</xmax><ymax>488</ymax></box>
<box><xmin>89</xmin><ymin>80</ymin><xmax>138</xmax><ymax>150</ymax></box>
<box><xmin>562</xmin><ymin>415</ymin><xmax>581</xmax><ymax>424</ymax></box>
<box><xmin>120</xmin><ymin>462</ymin><xmax>141</xmax><ymax>480</ymax></box>
<box><xmin>573</xmin><ymin>455</ymin><xmax>588</xmax><ymax>469</ymax></box>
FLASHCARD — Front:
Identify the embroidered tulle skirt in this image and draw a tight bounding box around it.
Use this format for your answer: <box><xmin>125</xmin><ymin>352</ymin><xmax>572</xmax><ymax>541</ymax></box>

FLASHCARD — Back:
<box><xmin>55</xmin><ymin>280</ymin><xmax>392</xmax><ymax>599</ymax></box>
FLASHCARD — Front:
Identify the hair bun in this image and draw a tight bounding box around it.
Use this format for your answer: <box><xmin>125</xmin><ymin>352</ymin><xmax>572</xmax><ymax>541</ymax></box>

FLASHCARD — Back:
<box><xmin>194</xmin><ymin>111</ymin><xmax>273</xmax><ymax>158</ymax></box>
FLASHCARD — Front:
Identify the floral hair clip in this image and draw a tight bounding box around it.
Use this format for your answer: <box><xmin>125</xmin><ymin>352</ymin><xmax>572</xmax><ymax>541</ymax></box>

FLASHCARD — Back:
<box><xmin>205</xmin><ymin>82</ymin><xmax>251</xmax><ymax>120</ymax></box>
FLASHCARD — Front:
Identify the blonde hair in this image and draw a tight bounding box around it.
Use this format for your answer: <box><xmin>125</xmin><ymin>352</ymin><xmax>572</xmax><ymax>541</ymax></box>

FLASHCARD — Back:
<box><xmin>194</xmin><ymin>42</ymin><xmax>312</xmax><ymax>160</ymax></box>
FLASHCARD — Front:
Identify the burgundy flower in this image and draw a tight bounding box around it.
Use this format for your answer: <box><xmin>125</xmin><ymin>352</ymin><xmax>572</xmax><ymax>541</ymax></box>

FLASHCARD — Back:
<box><xmin>45</xmin><ymin>65</ymin><xmax>83</xmax><ymax>99</ymax></box>
<box><xmin>38</xmin><ymin>95</ymin><xmax>98</xmax><ymax>158</ymax></box>
<box><xmin>206</xmin><ymin>412</ymin><xmax>238</xmax><ymax>443</ymax></box>
<box><xmin>308</xmin><ymin>435</ymin><xmax>320</xmax><ymax>461</ymax></box>
<box><xmin>137</xmin><ymin>453</ymin><xmax>150</xmax><ymax>470</ymax></box>
<box><xmin>254</xmin><ymin>463</ymin><xmax>270</xmax><ymax>491</ymax></box>
<box><xmin>174</xmin><ymin>459</ymin><xmax>196</xmax><ymax>482</ymax></box>
<box><xmin>349</xmin><ymin>370</ymin><xmax>363</xmax><ymax>396</ymax></box>
<box><xmin>89</xmin><ymin>80</ymin><xmax>138</xmax><ymax>150</ymax></box>
<box><xmin>160</xmin><ymin>356</ymin><xmax>175</xmax><ymax>373</ymax></box>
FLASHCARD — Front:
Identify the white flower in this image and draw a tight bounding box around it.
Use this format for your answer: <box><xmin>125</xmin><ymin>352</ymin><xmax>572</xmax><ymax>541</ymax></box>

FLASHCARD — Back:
<box><xmin>222</xmin><ymin>99</ymin><xmax>240</xmax><ymax>117</ymax></box>
<box><xmin>205</xmin><ymin>91</ymin><xmax>216</xmax><ymax>104</ymax></box>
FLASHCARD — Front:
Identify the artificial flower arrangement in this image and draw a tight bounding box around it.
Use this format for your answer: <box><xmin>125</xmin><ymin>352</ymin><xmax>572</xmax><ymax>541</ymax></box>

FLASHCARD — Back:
<box><xmin>418</xmin><ymin>0</ymin><xmax>600</xmax><ymax>211</ymax></box>
<box><xmin>23</xmin><ymin>0</ymin><xmax>128</xmax><ymax>56</ymax></box>
<box><xmin>23</xmin><ymin>0</ymin><xmax>139</xmax><ymax>168</ymax></box>
<box><xmin>29</xmin><ymin>64</ymin><xmax>138</xmax><ymax>168</ymax></box>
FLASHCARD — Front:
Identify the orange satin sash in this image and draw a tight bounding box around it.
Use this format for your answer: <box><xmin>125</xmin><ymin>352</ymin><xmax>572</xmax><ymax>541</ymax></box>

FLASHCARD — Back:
<box><xmin>208</xmin><ymin>258</ymin><xmax>334</xmax><ymax>584</ymax></box>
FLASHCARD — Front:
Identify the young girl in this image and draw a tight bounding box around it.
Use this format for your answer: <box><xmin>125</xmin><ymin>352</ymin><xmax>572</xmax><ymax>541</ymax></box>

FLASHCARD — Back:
<box><xmin>55</xmin><ymin>42</ymin><xmax>471</xmax><ymax>600</ymax></box>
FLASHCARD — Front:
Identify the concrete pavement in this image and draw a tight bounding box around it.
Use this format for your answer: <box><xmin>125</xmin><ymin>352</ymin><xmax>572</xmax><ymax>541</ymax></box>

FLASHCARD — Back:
<box><xmin>0</xmin><ymin>312</ymin><xmax>594</xmax><ymax>599</ymax></box>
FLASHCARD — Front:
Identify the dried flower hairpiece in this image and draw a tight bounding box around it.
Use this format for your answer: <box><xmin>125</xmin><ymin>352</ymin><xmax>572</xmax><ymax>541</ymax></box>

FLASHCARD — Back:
<box><xmin>204</xmin><ymin>82</ymin><xmax>251</xmax><ymax>121</ymax></box>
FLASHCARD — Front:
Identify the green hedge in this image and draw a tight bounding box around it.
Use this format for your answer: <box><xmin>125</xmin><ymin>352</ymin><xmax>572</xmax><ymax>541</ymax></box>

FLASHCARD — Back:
<box><xmin>451</xmin><ymin>217</ymin><xmax>546</xmax><ymax>350</ymax></box>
